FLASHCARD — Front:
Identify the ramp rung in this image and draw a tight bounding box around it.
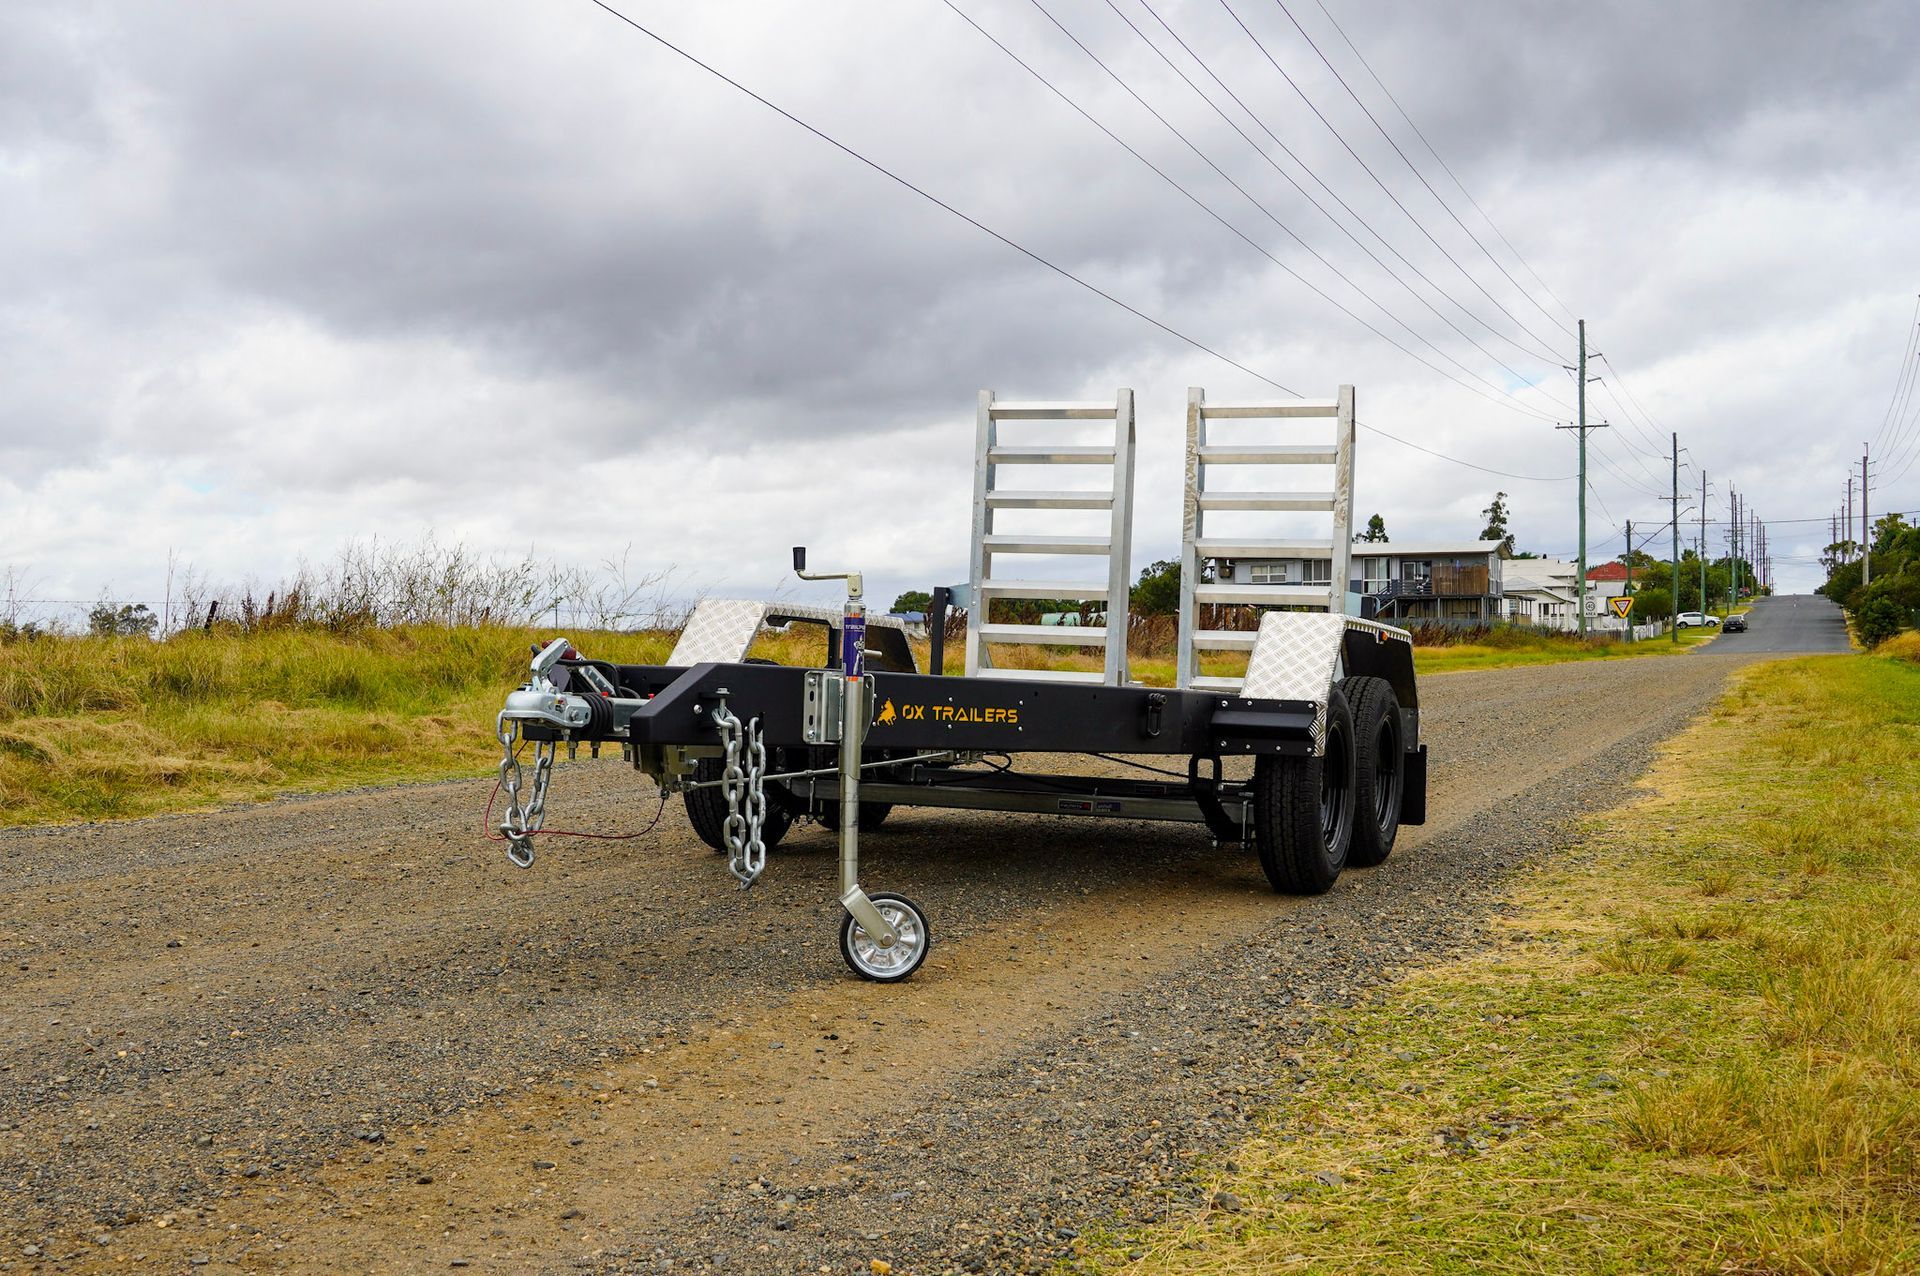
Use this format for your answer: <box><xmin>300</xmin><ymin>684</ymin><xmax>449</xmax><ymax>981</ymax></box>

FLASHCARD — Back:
<box><xmin>977</xmin><ymin>666</ymin><xmax>1106</xmax><ymax>683</ymax></box>
<box><xmin>1191</xmin><ymin>629</ymin><xmax>1259</xmax><ymax>651</ymax></box>
<box><xmin>978</xmin><ymin>579</ymin><xmax>1112</xmax><ymax>600</ymax></box>
<box><xmin>1195</xmin><ymin>491</ymin><xmax>1335</xmax><ymax>511</ymax></box>
<box><xmin>985</xmin><ymin>489</ymin><xmax>1114</xmax><ymax>510</ymax></box>
<box><xmin>988</xmin><ymin>445</ymin><xmax>1115</xmax><ymax>464</ymax></box>
<box><xmin>1190</xmin><ymin>674</ymin><xmax>1245</xmax><ymax>690</ymax></box>
<box><xmin>1198</xmin><ymin>401</ymin><xmax>1340</xmax><ymax>419</ymax></box>
<box><xmin>989</xmin><ymin>401</ymin><xmax>1117</xmax><ymax>420</ymax></box>
<box><xmin>1195</xmin><ymin>582</ymin><xmax>1334</xmax><ymax>606</ymax></box>
<box><xmin>975</xmin><ymin>623</ymin><xmax>1109</xmax><ymax>646</ymax></box>
<box><xmin>984</xmin><ymin>534</ymin><xmax>1111</xmax><ymax>555</ymax></box>
<box><xmin>1197</xmin><ymin>444</ymin><xmax>1337</xmax><ymax>465</ymax></box>
<box><xmin>1195</xmin><ymin>538</ymin><xmax>1334</xmax><ymax>558</ymax></box>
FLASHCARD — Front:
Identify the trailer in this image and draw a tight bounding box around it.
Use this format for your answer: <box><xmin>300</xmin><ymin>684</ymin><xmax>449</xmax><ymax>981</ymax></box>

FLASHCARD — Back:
<box><xmin>494</xmin><ymin>388</ymin><xmax>1426</xmax><ymax>980</ymax></box>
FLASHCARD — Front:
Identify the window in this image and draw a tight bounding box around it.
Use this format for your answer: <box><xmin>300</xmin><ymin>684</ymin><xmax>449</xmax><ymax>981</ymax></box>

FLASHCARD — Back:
<box><xmin>1301</xmin><ymin>559</ymin><xmax>1332</xmax><ymax>585</ymax></box>
<box><xmin>1362</xmin><ymin>557</ymin><xmax>1390</xmax><ymax>593</ymax></box>
<box><xmin>1249</xmin><ymin>561</ymin><xmax>1289</xmax><ymax>584</ymax></box>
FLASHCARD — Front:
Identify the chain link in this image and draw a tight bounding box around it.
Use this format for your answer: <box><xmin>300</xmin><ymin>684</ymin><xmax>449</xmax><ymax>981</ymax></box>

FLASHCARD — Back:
<box><xmin>496</xmin><ymin>719</ymin><xmax>556</xmax><ymax>868</ymax></box>
<box><xmin>709</xmin><ymin>699</ymin><xmax>769</xmax><ymax>887</ymax></box>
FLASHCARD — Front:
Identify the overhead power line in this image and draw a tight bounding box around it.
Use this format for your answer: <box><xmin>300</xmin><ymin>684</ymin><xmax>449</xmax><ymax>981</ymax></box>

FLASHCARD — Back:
<box><xmin>1214</xmin><ymin>0</ymin><xmax>1568</xmax><ymax>364</ymax></box>
<box><xmin>1115</xmin><ymin>0</ymin><xmax>1572</xmax><ymax>403</ymax></box>
<box><xmin>1271</xmin><ymin>0</ymin><xmax>1577</xmax><ymax>342</ymax></box>
<box><xmin>945</xmin><ymin>0</ymin><xmax>1560</xmax><ymax>422</ymax></box>
<box><xmin>1303</xmin><ymin>0</ymin><xmax>1581</xmax><ymax>329</ymax></box>
<box><xmin>580</xmin><ymin>0</ymin><xmax>1573</xmax><ymax>482</ymax></box>
<box><xmin>1870</xmin><ymin>294</ymin><xmax>1920</xmax><ymax>458</ymax></box>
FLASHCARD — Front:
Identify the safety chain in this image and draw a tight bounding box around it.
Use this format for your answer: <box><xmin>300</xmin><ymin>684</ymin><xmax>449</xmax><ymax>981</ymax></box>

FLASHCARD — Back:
<box><xmin>496</xmin><ymin>719</ymin><xmax>556</xmax><ymax>869</ymax></box>
<box><xmin>709</xmin><ymin>700</ymin><xmax>768</xmax><ymax>887</ymax></box>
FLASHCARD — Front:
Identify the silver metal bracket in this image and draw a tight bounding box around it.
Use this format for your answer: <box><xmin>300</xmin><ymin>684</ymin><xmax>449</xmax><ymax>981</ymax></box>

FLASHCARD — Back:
<box><xmin>803</xmin><ymin>669</ymin><xmax>846</xmax><ymax>744</ymax></box>
<box><xmin>840</xmin><ymin>886</ymin><xmax>900</xmax><ymax>948</ymax></box>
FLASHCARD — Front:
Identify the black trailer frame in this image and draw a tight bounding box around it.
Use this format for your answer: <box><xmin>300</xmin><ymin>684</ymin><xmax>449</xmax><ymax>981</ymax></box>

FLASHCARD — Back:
<box><xmin>497</xmin><ymin>602</ymin><xmax>1427</xmax><ymax>981</ymax></box>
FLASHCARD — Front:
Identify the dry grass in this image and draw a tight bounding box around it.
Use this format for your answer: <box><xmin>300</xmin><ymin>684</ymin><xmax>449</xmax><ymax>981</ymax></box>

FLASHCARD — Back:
<box><xmin>1071</xmin><ymin>650</ymin><xmax>1920</xmax><ymax>1274</ymax></box>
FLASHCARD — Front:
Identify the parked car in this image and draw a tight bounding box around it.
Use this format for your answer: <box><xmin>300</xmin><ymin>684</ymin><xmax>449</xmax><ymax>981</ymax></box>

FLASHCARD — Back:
<box><xmin>1723</xmin><ymin>614</ymin><xmax>1748</xmax><ymax>633</ymax></box>
<box><xmin>1675</xmin><ymin>611</ymin><xmax>1721</xmax><ymax>629</ymax></box>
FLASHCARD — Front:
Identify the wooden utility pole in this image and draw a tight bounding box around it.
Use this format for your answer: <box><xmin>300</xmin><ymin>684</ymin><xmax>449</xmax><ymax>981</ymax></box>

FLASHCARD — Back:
<box><xmin>1862</xmin><ymin>446</ymin><xmax>1871</xmax><ymax>587</ymax></box>
<box><xmin>1846</xmin><ymin>475</ymin><xmax>1854</xmax><ymax>558</ymax></box>
<box><xmin>1699</xmin><ymin>470</ymin><xmax>1710</xmax><ymax>617</ymax></box>
<box><xmin>1623</xmin><ymin>519</ymin><xmax>1634</xmax><ymax>642</ymax></box>
<box><xmin>1555</xmin><ymin>321</ymin><xmax>1604</xmax><ymax>636</ymax></box>
<box><xmin>1730</xmin><ymin>488</ymin><xmax>1741</xmax><ymax>603</ymax></box>
<box><xmin>1671</xmin><ymin>432</ymin><xmax>1681</xmax><ymax>646</ymax></box>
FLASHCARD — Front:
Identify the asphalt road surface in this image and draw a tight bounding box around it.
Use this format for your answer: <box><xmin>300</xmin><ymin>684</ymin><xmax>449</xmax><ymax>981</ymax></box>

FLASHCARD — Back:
<box><xmin>2</xmin><ymin>651</ymin><xmax>1763</xmax><ymax>1274</ymax></box>
<box><xmin>1707</xmin><ymin>593</ymin><xmax>1853</xmax><ymax>654</ymax></box>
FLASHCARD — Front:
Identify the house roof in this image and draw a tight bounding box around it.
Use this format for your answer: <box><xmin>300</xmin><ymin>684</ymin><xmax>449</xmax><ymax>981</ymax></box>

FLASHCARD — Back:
<box><xmin>1504</xmin><ymin>575</ymin><xmax>1578</xmax><ymax>603</ymax></box>
<box><xmin>1349</xmin><ymin>540</ymin><xmax>1511</xmax><ymax>559</ymax></box>
<box><xmin>1585</xmin><ymin>561</ymin><xmax>1631</xmax><ymax>581</ymax></box>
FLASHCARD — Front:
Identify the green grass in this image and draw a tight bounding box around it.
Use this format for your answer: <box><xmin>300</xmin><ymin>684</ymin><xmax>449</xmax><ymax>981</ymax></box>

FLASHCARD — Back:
<box><xmin>1412</xmin><ymin>623</ymin><xmax>1720</xmax><ymax>674</ymax></box>
<box><xmin>0</xmin><ymin>626</ymin><xmax>678</xmax><ymax>826</ymax></box>
<box><xmin>1071</xmin><ymin>649</ymin><xmax>1920</xmax><ymax>1274</ymax></box>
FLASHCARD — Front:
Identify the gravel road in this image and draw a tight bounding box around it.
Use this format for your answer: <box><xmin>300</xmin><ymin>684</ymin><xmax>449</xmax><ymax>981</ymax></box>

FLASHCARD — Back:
<box><xmin>1</xmin><ymin>651</ymin><xmax>1756</xmax><ymax>1274</ymax></box>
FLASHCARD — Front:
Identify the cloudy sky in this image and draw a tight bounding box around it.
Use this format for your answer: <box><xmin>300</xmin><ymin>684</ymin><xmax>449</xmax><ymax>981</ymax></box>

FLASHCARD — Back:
<box><xmin>4</xmin><ymin>0</ymin><xmax>1917</xmax><ymax>619</ymax></box>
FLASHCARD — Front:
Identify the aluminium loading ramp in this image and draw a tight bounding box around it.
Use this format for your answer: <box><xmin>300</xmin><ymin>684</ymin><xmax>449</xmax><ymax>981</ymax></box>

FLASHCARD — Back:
<box><xmin>1176</xmin><ymin>386</ymin><xmax>1356</xmax><ymax>691</ymax></box>
<box><xmin>965</xmin><ymin>390</ymin><xmax>1137</xmax><ymax>686</ymax></box>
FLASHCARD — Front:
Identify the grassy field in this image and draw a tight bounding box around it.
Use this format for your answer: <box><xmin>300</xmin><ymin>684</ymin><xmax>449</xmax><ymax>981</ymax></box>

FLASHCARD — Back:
<box><xmin>1073</xmin><ymin>647</ymin><xmax>1920</xmax><ymax>1274</ymax></box>
<box><xmin>0</xmin><ymin>627</ymin><xmax>670</xmax><ymax>826</ymax></box>
<box><xmin>0</xmin><ymin>618</ymin><xmax>1724</xmax><ymax>829</ymax></box>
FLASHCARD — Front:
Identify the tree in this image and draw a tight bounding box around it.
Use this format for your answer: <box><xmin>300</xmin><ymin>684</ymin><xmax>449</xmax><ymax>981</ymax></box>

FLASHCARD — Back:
<box><xmin>890</xmin><ymin>590</ymin><xmax>932</xmax><ymax>616</ymax></box>
<box><xmin>1630</xmin><ymin>587</ymin><xmax>1672</xmax><ymax>624</ymax></box>
<box><xmin>88</xmin><ymin>600</ymin><xmax>157</xmax><ymax>638</ymax></box>
<box><xmin>1479</xmin><ymin>492</ymin><xmax>1515</xmax><ymax>555</ymax></box>
<box><xmin>1359</xmin><ymin>514</ymin><xmax>1389</xmax><ymax>543</ymax></box>
<box><xmin>1130</xmin><ymin>559</ymin><xmax>1184</xmax><ymax>616</ymax></box>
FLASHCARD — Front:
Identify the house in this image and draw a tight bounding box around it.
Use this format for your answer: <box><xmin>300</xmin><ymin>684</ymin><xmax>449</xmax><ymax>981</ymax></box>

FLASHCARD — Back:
<box><xmin>1222</xmin><ymin>540</ymin><xmax>1508</xmax><ymax>623</ymax></box>
<box><xmin>1502</xmin><ymin>557</ymin><xmax>1580</xmax><ymax>628</ymax></box>
<box><xmin>1496</xmin><ymin>558</ymin><xmax>1641</xmax><ymax>631</ymax></box>
<box><xmin>1583</xmin><ymin>561</ymin><xmax>1632</xmax><ymax>620</ymax></box>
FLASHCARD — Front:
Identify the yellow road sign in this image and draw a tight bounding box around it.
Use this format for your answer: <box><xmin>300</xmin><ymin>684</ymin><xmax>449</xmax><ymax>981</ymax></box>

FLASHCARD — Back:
<box><xmin>1609</xmin><ymin>595</ymin><xmax>1634</xmax><ymax>620</ymax></box>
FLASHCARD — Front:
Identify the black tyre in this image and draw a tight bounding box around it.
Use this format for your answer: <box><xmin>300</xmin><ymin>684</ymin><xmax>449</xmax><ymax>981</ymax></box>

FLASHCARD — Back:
<box><xmin>816</xmin><ymin>801</ymin><xmax>893</xmax><ymax>832</ymax></box>
<box><xmin>683</xmin><ymin>757</ymin><xmax>792</xmax><ymax>853</ymax></box>
<box><xmin>1343</xmin><ymin>675</ymin><xmax>1404</xmax><ymax>868</ymax></box>
<box><xmin>1251</xmin><ymin>685</ymin><xmax>1356</xmax><ymax>895</ymax></box>
<box><xmin>838</xmin><ymin>892</ymin><xmax>931</xmax><ymax>981</ymax></box>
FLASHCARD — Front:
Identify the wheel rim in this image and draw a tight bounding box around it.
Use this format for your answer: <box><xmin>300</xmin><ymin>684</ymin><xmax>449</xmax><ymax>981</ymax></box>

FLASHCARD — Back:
<box><xmin>1372</xmin><ymin>716</ymin><xmax>1402</xmax><ymax>829</ymax></box>
<box><xmin>848</xmin><ymin>902</ymin><xmax>924</xmax><ymax>978</ymax></box>
<box><xmin>1320</xmin><ymin>719</ymin><xmax>1352</xmax><ymax>849</ymax></box>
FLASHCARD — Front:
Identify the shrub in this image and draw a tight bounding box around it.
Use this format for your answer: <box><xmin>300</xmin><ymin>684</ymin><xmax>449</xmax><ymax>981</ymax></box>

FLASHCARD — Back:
<box><xmin>1856</xmin><ymin>596</ymin><xmax>1905</xmax><ymax>647</ymax></box>
<box><xmin>1631</xmin><ymin>588</ymin><xmax>1673</xmax><ymax>624</ymax></box>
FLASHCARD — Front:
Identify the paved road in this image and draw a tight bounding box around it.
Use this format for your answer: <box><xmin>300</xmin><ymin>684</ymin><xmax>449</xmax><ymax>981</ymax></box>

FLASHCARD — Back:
<box><xmin>1</xmin><ymin>653</ymin><xmax>1754</xmax><ymax>1274</ymax></box>
<box><xmin>1708</xmin><ymin>593</ymin><xmax>1853</xmax><ymax>654</ymax></box>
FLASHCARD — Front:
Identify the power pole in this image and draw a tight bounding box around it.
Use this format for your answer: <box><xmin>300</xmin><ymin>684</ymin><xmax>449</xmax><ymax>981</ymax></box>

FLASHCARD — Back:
<box><xmin>1671</xmin><ymin>432</ymin><xmax>1681</xmax><ymax>645</ymax></box>
<box><xmin>1862</xmin><ymin>446</ymin><xmax>1871</xmax><ymax>587</ymax></box>
<box><xmin>1699</xmin><ymin>469</ymin><xmax>1709</xmax><ymax>616</ymax></box>
<box><xmin>1555</xmin><ymin>320</ymin><xmax>1604</xmax><ymax>636</ymax></box>
<box><xmin>1845</xmin><ymin>475</ymin><xmax>1853</xmax><ymax>558</ymax></box>
<box><xmin>1623</xmin><ymin>519</ymin><xmax>1634</xmax><ymax>642</ymax></box>
<box><xmin>1729</xmin><ymin>487</ymin><xmax>1741</xmax><ymax>605</ymax></box>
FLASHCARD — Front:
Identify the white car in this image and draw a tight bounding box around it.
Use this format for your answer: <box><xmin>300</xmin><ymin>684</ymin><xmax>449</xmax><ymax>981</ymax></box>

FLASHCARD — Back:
<box><xmin>1675</xmin><ymin>611</ymin><xmax>1720</xmax><ymax>629</ymax></box>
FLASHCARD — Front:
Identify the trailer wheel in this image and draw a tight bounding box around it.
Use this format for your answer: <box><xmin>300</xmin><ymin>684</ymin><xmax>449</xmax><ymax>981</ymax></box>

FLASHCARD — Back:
<box><xmin>1251</xmin><ymin>685</ymin><xmax>1356</xmax><ymax>895</ymax></box>
<box><xmin>816</xmin><ymin>802</ymin><xmax>893</xmax><ymax>832</ymax></box>
<box><xmin>683</xmin><ymin>758</ymin><xmax>792</xmax><ymax>854</ymax></box>
<box><xmin>1343</xmin><ymin>676</ymin><xmax>1403</xmax><ymax>867</ymax></box>
<box><xmin>839</xmin><ymin>892</ymin><xmax>930</xmax><ymax>981</ymax></box>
